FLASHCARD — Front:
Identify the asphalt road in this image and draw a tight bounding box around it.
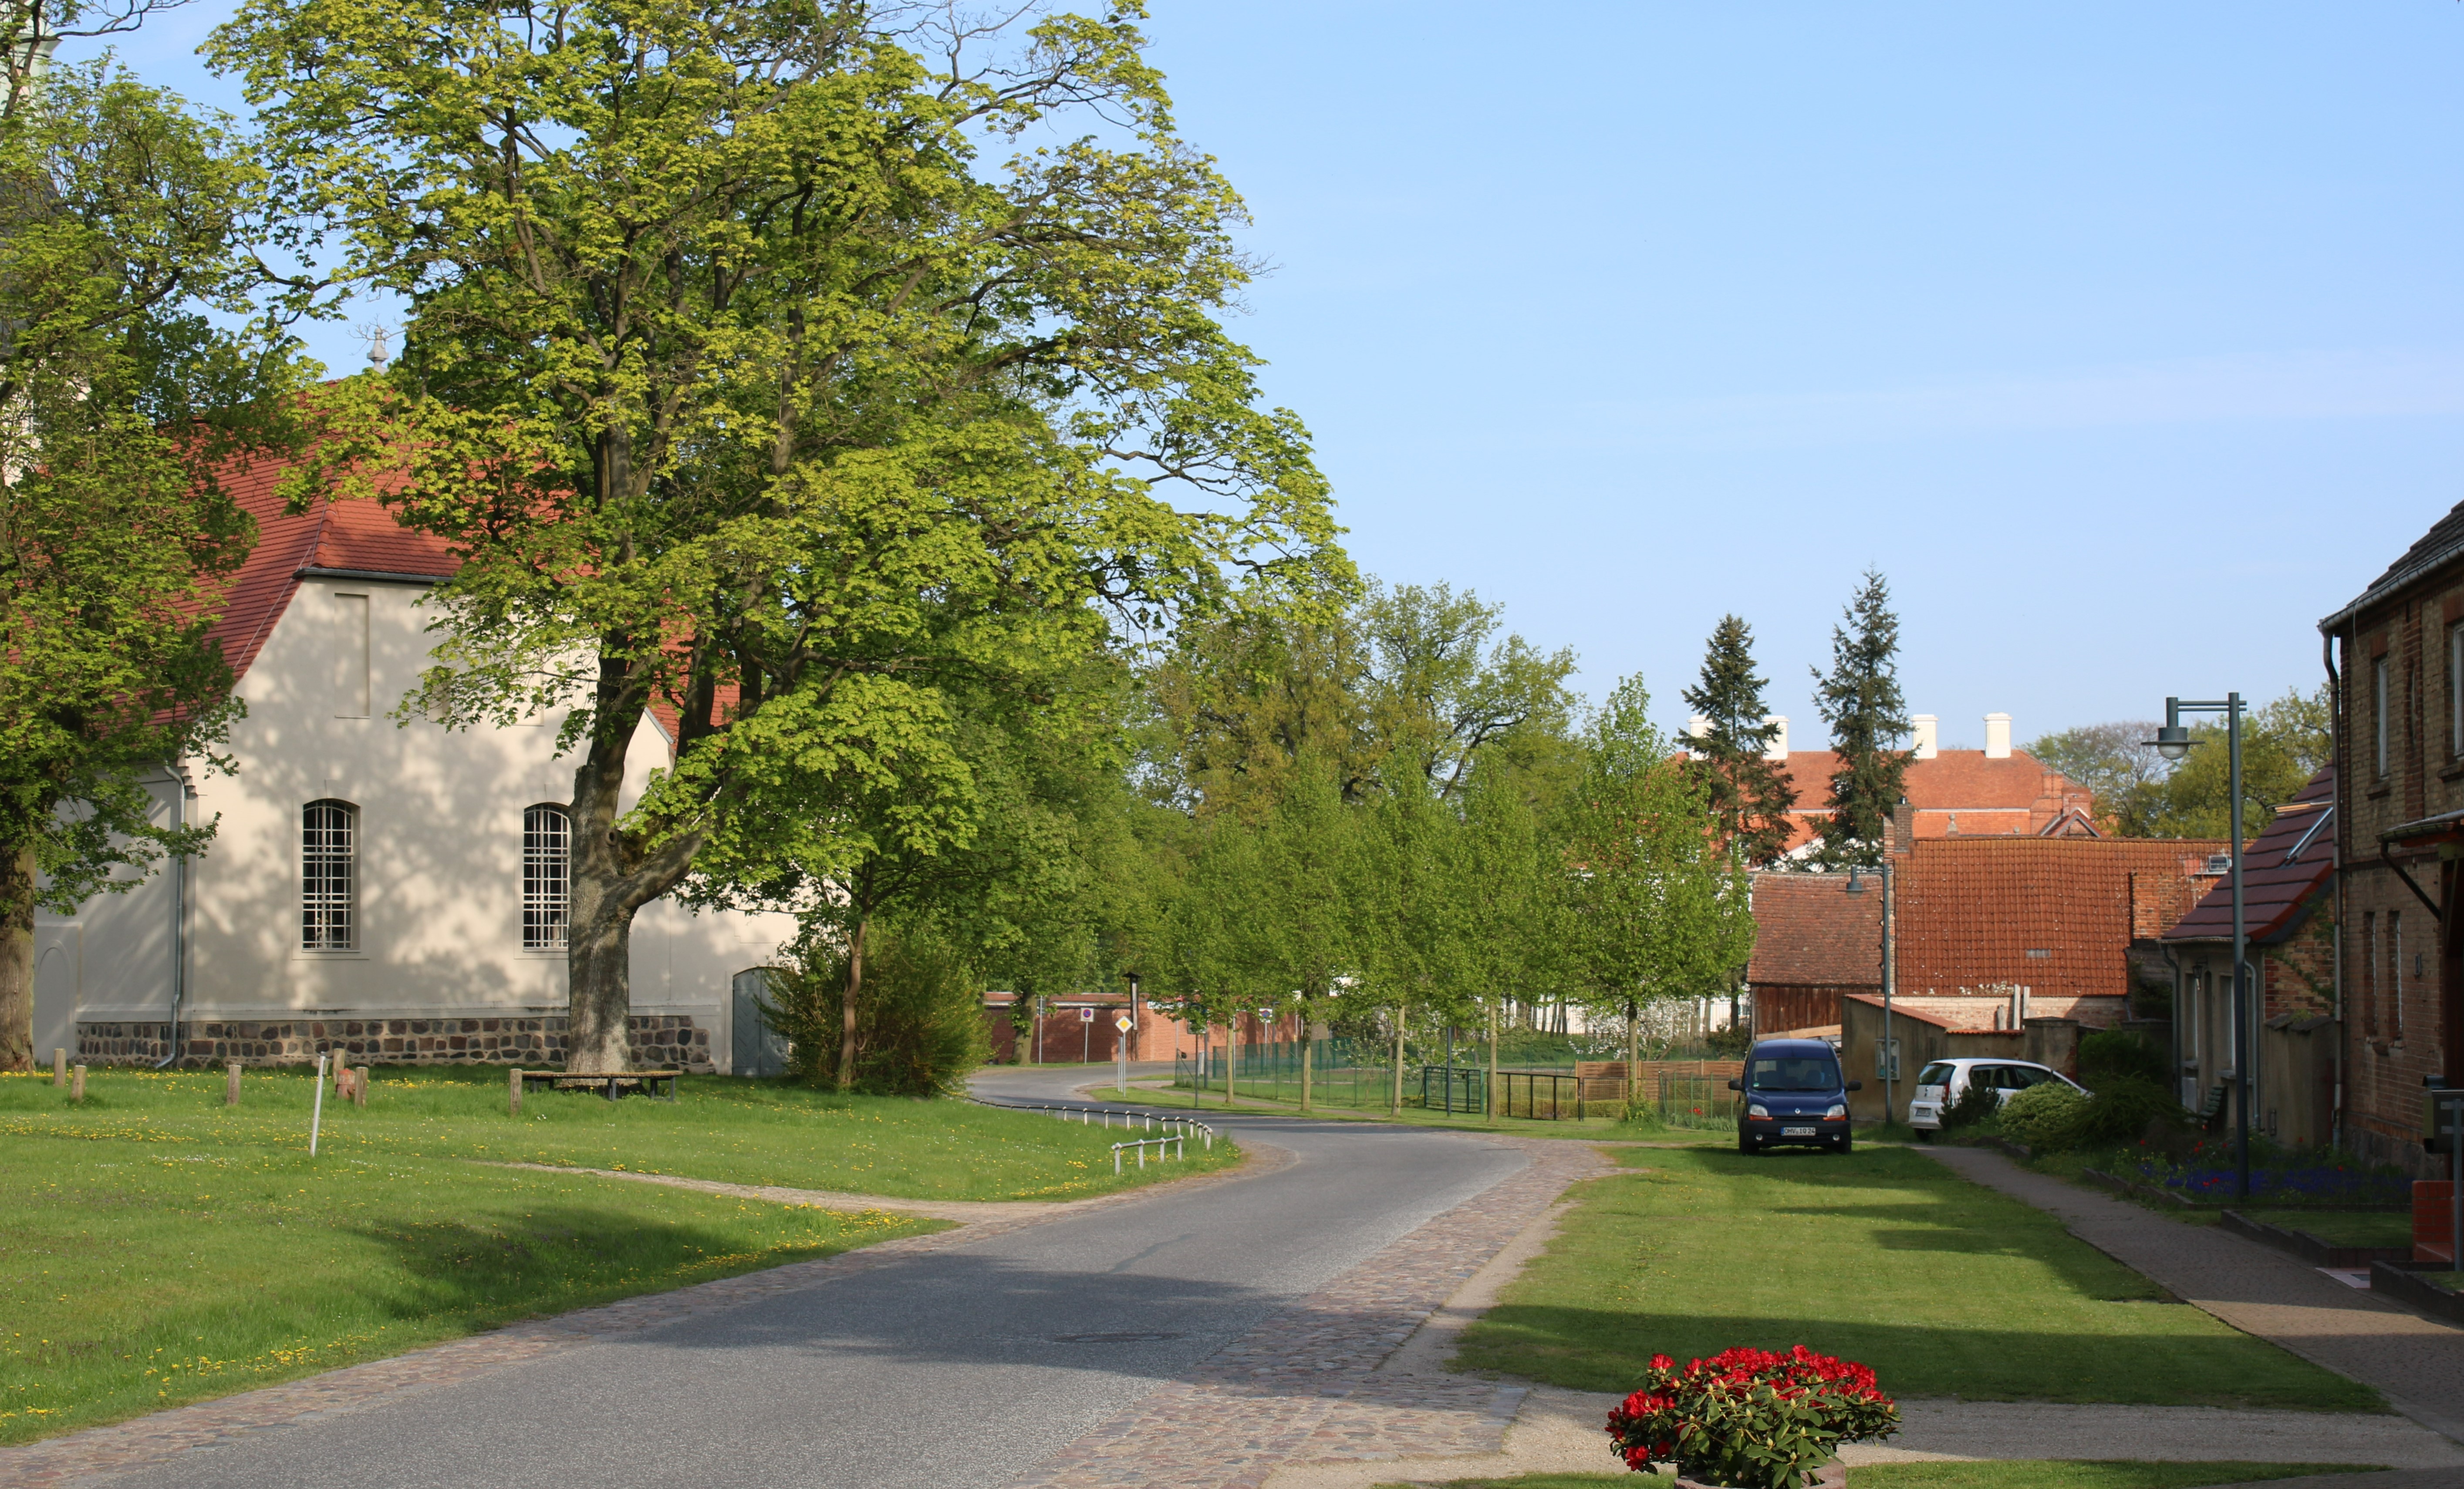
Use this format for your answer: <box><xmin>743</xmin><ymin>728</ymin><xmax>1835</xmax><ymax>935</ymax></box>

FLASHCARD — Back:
<box><xmin>119</xmin><ymin>1064</ymin><xmax>1526</xmax><ymax>1489</ymax></box>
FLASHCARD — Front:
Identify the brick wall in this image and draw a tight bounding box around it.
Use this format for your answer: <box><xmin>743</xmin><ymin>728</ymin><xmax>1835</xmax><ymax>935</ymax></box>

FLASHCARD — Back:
<box><xmin>71</xmin><ymin>1014</ymin><xmax>714</xmax><ymax>1072</ymax></box>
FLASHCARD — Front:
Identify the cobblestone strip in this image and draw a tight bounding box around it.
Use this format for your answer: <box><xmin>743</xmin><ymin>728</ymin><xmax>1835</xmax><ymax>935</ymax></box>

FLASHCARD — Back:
<box><xmin>1004</xmin><ymin>1137</ymin><xmax>1617</xmax><ymax>1489</ymax></box>
<box><xmin>0</xmin><ymin>1146</ymin><xmax>1281</xmax><ymax>1489</ymax></box>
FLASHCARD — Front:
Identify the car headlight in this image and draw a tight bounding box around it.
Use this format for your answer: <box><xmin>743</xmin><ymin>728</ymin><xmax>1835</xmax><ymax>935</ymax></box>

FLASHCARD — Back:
<box><xmin>1748</xmin><ymin>1103</ymin><xmax>1769</xmax><ymax>1119</ymax></box>
<box><xmin>1823</xmin><ymin>1104</ymin><xmax>1847</xmax><ymax>1120</ymax></box>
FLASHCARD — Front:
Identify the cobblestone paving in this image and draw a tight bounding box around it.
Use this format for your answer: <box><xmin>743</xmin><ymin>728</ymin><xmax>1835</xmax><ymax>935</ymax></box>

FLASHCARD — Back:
<box><xmin>1002</xmin><ymin>1137</ymin><xmax>1616</xmax><ymax>1489</ymax></box>
<box><xmin>0</xmin><ymin>1146</ymin><xmax>1286</xmax><ymax>1488</ymax></box>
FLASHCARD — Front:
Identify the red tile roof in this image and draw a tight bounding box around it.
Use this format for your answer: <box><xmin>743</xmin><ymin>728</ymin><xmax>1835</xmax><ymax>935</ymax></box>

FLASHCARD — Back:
<box><xmin>204</xmin><ymin>454</ymin><xmax>456</xmax><ymax>687</ymax></box>
<box><xmin>2162</xmin><ymin>767</ymin><xmax>2335</xmax><ymax>946</ymax></box>
<box><xmin>1747</xmin><ymin>872</ymin><xmax>1882</xmax><ymax>987</ymax></box>
<box><xmin>1897</xmin><ymin>835</ymin><xmax>2227</xmax><ymax>1000</ymax></box>
<box><xmin>1774</xmin><ymin>749</ymin><xmax>2095</xmax><ymax>849</ymax></box>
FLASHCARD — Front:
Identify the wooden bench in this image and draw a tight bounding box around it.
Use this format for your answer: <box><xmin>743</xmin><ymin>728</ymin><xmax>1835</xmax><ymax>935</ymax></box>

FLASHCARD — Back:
<box><xmin>511</xmin><ymin>1068</ymin><xmax>682</xmax><ymax>1104</ymax></box>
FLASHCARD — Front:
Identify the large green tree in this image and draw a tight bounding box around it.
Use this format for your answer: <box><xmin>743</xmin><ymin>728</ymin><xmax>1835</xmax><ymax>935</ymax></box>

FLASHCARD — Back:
<box><xmin>217</xmin><ymin>0</ymin><xmax>1338</xmax><ymax>1068</ymax></box>
<box><xmin>1681</xmin><ymin>614</ymin><xmax>1797</xmax><ymax>867</ymax></box>
<box><xmin>1810</xmin><ymin>569</ymin><xmax>1913</xmax><ymax>869</ymax></box>
<box><xmin>0</xmin><ymin>35</ymin><xmax>308</xmax><ymax>1069</ymax></box>
<box><xmin>2029</xmin><ymin>687</ymin><xmax>2329</xmax><ymax>840</ymax></box>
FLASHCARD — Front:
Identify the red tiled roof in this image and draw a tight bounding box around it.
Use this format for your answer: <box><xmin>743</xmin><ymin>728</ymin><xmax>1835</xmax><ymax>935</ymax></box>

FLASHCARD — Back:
<box><xmin>203</xmin><ymin>454</ymin><xmax>456</xmax><ymax>687</ymax></box>
<box><xmin>1746</xmin><ymin>872</ymin><xmax>1882</xmax><ymax>987</ymax></box>
<box><xmin>1897</xmin><ymin>835</ymin><xmax>2228</xmax><ymax>1000</ymax></box>
<box><xmin>1773</xmin><ymin>749</ymin><xmax>2095</xmax><ymax>850</ymax></box>
<box><xmin>2162</xmin><ymin>767</ymin><xmax>2335</xmax><ymax>946</ymax></box>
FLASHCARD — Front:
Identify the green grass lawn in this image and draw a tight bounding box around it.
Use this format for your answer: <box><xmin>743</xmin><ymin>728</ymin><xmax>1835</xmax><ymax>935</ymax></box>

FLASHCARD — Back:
<box><xmin>1377</xmin><ymin>1467</ymin><xmax>2380</xmax><ymax>1489</ymax></box>
<box><xmin>1452</xmin><ymin>1147</ymin><xmax>2383</xmax><ymax>1411</ymax></box>
<box><xmin>1</xmin><ymin>1125</ymin><xmax>940</xmax><ymax>1443</ymax></box>
<box><xmin>4</xmin><ymin>1065</ymin><xmax>1239</xmax><ymax>1202</ymax></box>
<box><xmin>2240</xmin><ymin>1209</ymin><xmax>2413</xmax><ymax>1249</ymax></box>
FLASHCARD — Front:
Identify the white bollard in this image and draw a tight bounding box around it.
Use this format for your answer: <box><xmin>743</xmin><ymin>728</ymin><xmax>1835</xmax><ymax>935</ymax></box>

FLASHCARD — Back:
<box><xmin>309</xmin><ymin>1054</ymin><xmax>327</xmax><ymax>1156</ymax></box>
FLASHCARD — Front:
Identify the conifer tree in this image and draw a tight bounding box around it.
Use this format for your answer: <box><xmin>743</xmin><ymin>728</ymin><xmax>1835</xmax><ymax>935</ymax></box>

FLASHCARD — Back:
<box><xmin>1680</xmin><ymin>615</ymin><xmax>1798</xmax><ymax>868</ymax></box>
<box><xmin>1810</xmin><ymin>570</ymin><xmax>1913</xmax><ymax>868</ymax></box>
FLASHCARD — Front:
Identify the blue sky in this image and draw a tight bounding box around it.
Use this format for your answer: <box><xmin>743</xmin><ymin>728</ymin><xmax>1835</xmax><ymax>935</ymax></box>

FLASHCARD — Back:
<box><xmin>108</xmin><ymin>2</ymin><xmax>2464</xmax><ymax>748</ymax></box>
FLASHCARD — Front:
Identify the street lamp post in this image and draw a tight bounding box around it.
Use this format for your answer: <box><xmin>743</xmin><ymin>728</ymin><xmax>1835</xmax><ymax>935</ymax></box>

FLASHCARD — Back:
<box><xmin>2150</xmin><ymin>694</ymin><xmax>2248</xmax><ymax>1200</ymax></box>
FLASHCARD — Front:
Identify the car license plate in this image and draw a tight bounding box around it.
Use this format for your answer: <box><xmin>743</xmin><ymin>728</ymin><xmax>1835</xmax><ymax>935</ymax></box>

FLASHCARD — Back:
<box><xmin>1782</xmin><ymin>1126</ymin><xmax>1817</xmax><ymax>1137</ymax></box>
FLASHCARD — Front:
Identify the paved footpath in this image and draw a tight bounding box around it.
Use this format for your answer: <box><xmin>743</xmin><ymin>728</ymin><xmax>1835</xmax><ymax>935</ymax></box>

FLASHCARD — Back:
<box><xmin>3</xmin><ymin>1066</ymin><xmax>1608</xmax><ymax>1489</ymax></box>
<box><xmin>1921</xmin><ymin>1145</ymin><xmax>2464</xmax><ymax>1445</ymax></box>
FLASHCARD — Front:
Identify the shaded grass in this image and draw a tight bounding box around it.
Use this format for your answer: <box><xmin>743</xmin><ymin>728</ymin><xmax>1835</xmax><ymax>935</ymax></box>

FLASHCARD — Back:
<box><xmin>1374</xmin><ymin>1466</ymin><xmax>2380</xmax><ymax>1489</ymax></box>
<box><xmin>1453</xmin><ymin>1147</ymin><xmax>2383</xmax><ymax>1411</ymax></box>
<box><xmin>1</xmin><ymin>1123</ymin><xmax>939</xmax><ymax>1444</ymax></box>
<box><xmin>1</xmin><ymin>1065</ymin><xmax>1239</xmax><ymax>1202</ymax></box>
<box><xmin>2240</xmin><ymin>1209</ymin><xmax>2413</xmax><ymax>1249</ymax></box>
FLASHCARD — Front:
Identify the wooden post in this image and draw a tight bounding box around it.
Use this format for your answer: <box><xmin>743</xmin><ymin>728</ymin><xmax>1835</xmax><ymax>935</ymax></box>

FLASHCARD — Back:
<box><xmin>70</xmin><ymin>1064</ymin><xmax>85</xmax><ymax>1102</ymax></box>
<box><xmin>52</xmin><ymin>1048</ymin><xmax>66</xmax><ymax>1087</ymax></box>
<box><xmin>225</xmin><ymin>1061</ymin><xmax>242</xmax><ymax>1106</ymax></box>
<box><xmin>354</xmin><ymin>1068</ymin><xmax>370</xmax><ymax>1107</ymax></box>
<box><xmin>508</xmin><ymin>1067</ymin><xmax>523</xmax><ymax>1116</ymax></box>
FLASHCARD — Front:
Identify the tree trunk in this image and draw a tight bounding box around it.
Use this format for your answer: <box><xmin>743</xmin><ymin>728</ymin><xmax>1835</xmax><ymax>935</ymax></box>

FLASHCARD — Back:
<box><xmin>837</xmin><ymin>916</ymin><xmax>868</xmax><ymax>1093</ymax></box>
<box><xmin>0</xmin><ymin>846</ymin><xmax>34</xmax><ymax>1072</ymax></box>
<box><xmin>1300</xmin><ymin>1004</ymin><xmax>1313</xmax><ymax>1114</ymax></box>
<box><xmin>1225</xmin><ymin>1008</ymin><xmax>1238</xmax><ymax>1108</ymax></box>
<box><xmin>561</xmin><ymin>680</ymin><xmax>704</xmax><ymax>1073</ymax></box>
<box><xmin>1389</xmin><ymin>1004</ymin><xmax>1405</xmax><ymax>1115</ymax></box>
<box><xmin>1488</xmin><ymin>1003</ymin><xmax>1499</xmax><ymax>1126</ymax></box>
<box><xmin>1625</xmin><ymin>997</ymin><xmax>1640</xmax><ymax>1122</ymax></box>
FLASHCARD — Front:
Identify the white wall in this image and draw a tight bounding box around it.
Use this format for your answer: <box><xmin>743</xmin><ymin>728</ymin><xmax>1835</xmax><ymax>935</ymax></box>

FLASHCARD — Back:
<box><xmin>51</xmin><ymin>577</ymin><xmax>793</xmax><ymax>1068</ymax></box>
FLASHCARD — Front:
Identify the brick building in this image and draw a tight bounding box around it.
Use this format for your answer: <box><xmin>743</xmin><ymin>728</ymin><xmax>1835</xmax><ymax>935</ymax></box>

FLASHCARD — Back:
<box><xmin>2159</xmin><ymin>767</ymin><xmax>2338</xmax><ymax>1146</ymax></box>
<box><xmin>1744</xmin><ymin>872</ymin><xmax>1881</xmax><ymax>1036</ymax></box>
<box><xmin>2319</xmin><ymin>504</ymin><xmax>2464</xmax><ymax>1172</ymax></box>
<box><xmin>1738</xmin><ymin>711</ymin><xmax>2099</xmax><ymax>858</ymax></box>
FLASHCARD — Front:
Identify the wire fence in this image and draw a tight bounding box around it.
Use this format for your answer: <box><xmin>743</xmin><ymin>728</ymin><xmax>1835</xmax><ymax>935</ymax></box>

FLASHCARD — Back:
<box><xmin>1656</xmin><ymin>1071</ymin><xmax>1738</xmax><ymax>1132</ymax></box>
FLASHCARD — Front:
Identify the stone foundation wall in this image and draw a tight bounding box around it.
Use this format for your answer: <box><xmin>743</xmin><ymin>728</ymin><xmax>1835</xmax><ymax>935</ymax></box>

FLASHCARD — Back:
<box><xmin>72</xmin><ymin>1014</ymin><xmax>714</xmax><ymax>1072</ymax></box>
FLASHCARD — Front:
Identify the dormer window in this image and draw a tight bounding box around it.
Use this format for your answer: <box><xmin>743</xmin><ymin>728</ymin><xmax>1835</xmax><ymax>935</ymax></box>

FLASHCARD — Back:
<box><xmin>302</xmin><ymin>800</ymin><xmax>358</xmax><ymax>950</ymax></box>
<box><xmin>523</xmin><ymin>805</ymin><xmax>571</xmax><ymax>950</ymax></box>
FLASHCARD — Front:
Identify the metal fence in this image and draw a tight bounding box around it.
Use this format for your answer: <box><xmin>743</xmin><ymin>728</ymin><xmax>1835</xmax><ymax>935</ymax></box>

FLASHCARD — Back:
<box><xmin>1171</xmin><ymin>1038</ymin><xmax>1614</xmax><ymax>1120</ymax></box>
<box><xmin>1656</xmin><ymin>1070</ymin><xmax>1737</xmax><ymax>1131</ymax></box>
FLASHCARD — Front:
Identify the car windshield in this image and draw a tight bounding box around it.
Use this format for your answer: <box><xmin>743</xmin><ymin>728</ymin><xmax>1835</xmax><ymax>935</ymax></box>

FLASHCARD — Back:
<box><xmin>1915</xmin><ymin>1062</ymin><xmax>1955</xmax><ymax>1088</ymax></box>
<box><xmin>1748</xmin><ymin>1056</ymin><xmax>1841</xmax><ymax>1091</ymax></box>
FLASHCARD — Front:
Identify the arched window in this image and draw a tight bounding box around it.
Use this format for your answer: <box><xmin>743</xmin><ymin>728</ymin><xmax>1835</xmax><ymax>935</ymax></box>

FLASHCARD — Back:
<box><xmin>523</xmin><ymin>805</ymin><xmax>571</xmax><ymax>950</ymax></box>
<box><xmin>302</xmin><ymin>800</ymin><xmax>357</xmax><ymax>950</ymax></box>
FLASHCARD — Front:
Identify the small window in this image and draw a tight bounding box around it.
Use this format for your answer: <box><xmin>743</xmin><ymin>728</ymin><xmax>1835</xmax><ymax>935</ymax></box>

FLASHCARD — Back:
<box><xmin>302</xmin><ymin>800</ymin><xmax>357</xmax><ymax>950</ymax></box>
<box><xmin>2375</xmin><ymin>657</ymin><xmax>2391</xmax><ymax>777</ymax></box>
<box><xmin>522</xmin><ymin>805</ymin><xmax>571</xmax><ymax>950</ymax></box>
<box><xmin>2390</xmin><ymin>910</ymin><xmax>2405</xmax><ymax>1043</ymax></box>
<box><xmin>2450</xmin><ymin>623</ymin><xmax>2464</xmax><ymax>757</ymax></box>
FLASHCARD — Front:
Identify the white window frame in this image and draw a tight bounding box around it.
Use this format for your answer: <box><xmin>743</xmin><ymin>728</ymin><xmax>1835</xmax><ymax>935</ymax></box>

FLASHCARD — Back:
<box><xmin>522</xmin><ymin>804</ymin><xmax>572</xmax><ymax>951</ymax></box>
<box><xmin>301</xmin><ymin>800</ymin><xmax>358</xmax><ymax>951</ymax></box>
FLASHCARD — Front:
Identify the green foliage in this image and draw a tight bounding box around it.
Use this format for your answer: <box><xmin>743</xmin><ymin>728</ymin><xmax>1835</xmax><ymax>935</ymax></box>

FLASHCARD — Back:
<box><xmin>765</xmin><ymin>926</ymin><xmax>989</xmax><ymax>1097</ymax></box>
<box><xmin>1682</xmin><ymin>614</ymin><xmax>1799</xmax><ymax>868</ymax></box>
<box><xmin>1810</xmin><ymin>570</ymin><xmax>1913</xmax><ymax>868</ymax></box>
<box><xmin>2078</xmin><ymin>1030</ymin><xmax>2170</xmax><ymax>1086</ymax></box>
<box><xmin>1940</xmin><ymin>1078</ymin><xmax>2002</xmax><ymax>1131</ymax></box>
<box><xmin>2027</xmin><ymin>688</ymin><xmax>2329</xmax><ymax>840</ymax></box>
<box><xmin>2066</xmin><ymin>1077</ymin><xmax>2190</xmax><ymax>1151</ymax></box>
<box><xmin>211</xmin><ymin>0</ymin><xmax>1341</xmax><ymax>1064</ymax></box>
<box><xmin>0</xmin><ymin>49</ymin><xmax>316</xmax><ymax>1067</ymax></box>
<box><xmin>1996</xmin><ymin>1080</ymin><xmax>2092</xmax><ymax>1150</ymax></box>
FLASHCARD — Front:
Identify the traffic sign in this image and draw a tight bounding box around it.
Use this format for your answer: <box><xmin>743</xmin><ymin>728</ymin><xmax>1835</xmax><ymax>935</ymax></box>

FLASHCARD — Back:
<box><xmin>1114</xmin><ymin>1014</ymin><xmax>1133</xmax><ymax>1032</ymax></box>
<box><xmin>1077</xmin><ymin>1006</ymin><xmax>1094</xmax><ymax>1022</ymax></box>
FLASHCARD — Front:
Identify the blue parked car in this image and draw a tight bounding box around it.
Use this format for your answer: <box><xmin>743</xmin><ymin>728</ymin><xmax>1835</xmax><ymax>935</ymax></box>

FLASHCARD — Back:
<box><xmin>1728</xmin><ymin>1038</ymin><xmax>1862</xmax><ymax>1155</ymax></box>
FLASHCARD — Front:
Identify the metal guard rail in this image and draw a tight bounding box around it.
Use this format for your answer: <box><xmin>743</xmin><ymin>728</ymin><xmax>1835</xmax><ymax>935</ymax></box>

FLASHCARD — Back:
<box><xmin>973</xmin><ymin>1099</ymin><xmax>1217</xmax><ymax>1151</ymax></box>
<box><xmin>1111</xmin><ymin>1133</ymin><xmax>1187</xmax><ymax>1173</ymax></box>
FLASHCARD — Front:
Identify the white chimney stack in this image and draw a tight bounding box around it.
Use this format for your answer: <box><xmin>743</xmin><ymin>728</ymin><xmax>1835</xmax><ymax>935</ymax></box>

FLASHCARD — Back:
<box><xmin>1984</xmin><ymin>712</ymin><xmax>2012</xmax><ymax>759</ymax></box>
<box><xmin>1686</xmin><ymin>714</ymin><xmax>1711</xmax><ymax>741</ymax></box>
<box><xmin>1763</xmin><ymin>715</ymin><xmax>1789</xmax><ymax>761</ymax></box>
<box><xmin>1911</xmin><ymin>714</ymin><xmax>1937</xmax><ymax>760</ymax></box>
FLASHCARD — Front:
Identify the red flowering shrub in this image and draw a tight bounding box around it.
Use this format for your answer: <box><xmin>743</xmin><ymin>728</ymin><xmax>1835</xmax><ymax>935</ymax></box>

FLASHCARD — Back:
<box><xmin>1604</xmin><ymin>1345</ymin><xmax>1898</xmax><ymax>1488</ymax></box>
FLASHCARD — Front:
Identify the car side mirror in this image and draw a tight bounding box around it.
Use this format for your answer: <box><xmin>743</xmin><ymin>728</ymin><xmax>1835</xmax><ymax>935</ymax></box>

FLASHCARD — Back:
<box><xmin>1846</xmin><ymin>1081</ymin><xmax>1863</xmax><ymax>1092</ymax></box>
<box><xmin>1726</xmin><ymin>1079</ymin><xmax>1742</xmax><ymax>1091</ymax></box>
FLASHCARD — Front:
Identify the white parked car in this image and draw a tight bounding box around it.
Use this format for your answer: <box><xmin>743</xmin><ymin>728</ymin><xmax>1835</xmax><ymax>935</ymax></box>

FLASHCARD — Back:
<box><xmin>1905</xmin><ymin>1058</ymin><xmax>2089</xmax><ymax>1139</ymax></box>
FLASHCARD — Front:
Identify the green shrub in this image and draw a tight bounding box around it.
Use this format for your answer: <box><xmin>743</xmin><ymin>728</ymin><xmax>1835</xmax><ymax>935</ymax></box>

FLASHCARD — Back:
<box><xmin>1998</xmin><ymin>1080</ymin><xmax>2090</xmax><ymax>1149</ymax></box>
<box><xmin>1940</xmin><ymin>1078</ymin><xmax>2002</xmax><ymax>1131</ymax></box>
<box><xmin>2069</xmin><ymin>1075</ymin><xmax>2189</xmax><ymax>1149</ymax></box>
<box><xmin>2078</xmin><ymin>1028</ymin><xmax>2169</xmax><ymax>1086</ymax></box>
<box><xmin>762</xmin><ymin>925</ymin><xmax>992</xmax><ymax>1097</ymax></box>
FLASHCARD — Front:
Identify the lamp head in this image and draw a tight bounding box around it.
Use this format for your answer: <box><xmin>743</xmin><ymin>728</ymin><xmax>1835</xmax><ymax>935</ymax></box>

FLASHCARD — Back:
<box><xmin>2148</xmin><ymin>724</ymin><xmax>2192</xmax><ymax>762</ymax></box>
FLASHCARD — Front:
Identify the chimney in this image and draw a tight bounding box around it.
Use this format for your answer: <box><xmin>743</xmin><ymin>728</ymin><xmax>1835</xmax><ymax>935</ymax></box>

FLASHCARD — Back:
<box><xmin>1911</xmin><ymin>714</ymin><xmax>1937</xmax><ymax>760</ymax></box>
<box><xmin>1685</xmin><ymin>714</ymin><xmax>1711</xmax><ymax>741</ymax></box>
<box><xmin>1886</xmin><ymin>794</ymin><xmax>1915</xmax><ymax>856</ymax></box>
<box><xmin>1984</xmin><ymin>712</ymin><xmax>2012</xmax><ymax>759</ymax></box>
<box><xmin>1762</xmin><ymin>715</ymin><xmax>1789</xmax><ymax>761</ymax></box>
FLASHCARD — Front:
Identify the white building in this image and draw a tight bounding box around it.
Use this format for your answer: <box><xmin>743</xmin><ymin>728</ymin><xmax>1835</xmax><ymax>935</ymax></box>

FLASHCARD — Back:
<box><xmin>31</xmin><ymin>461</ymin><xmax>793</xmax><ymax>1072</ymax></box>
